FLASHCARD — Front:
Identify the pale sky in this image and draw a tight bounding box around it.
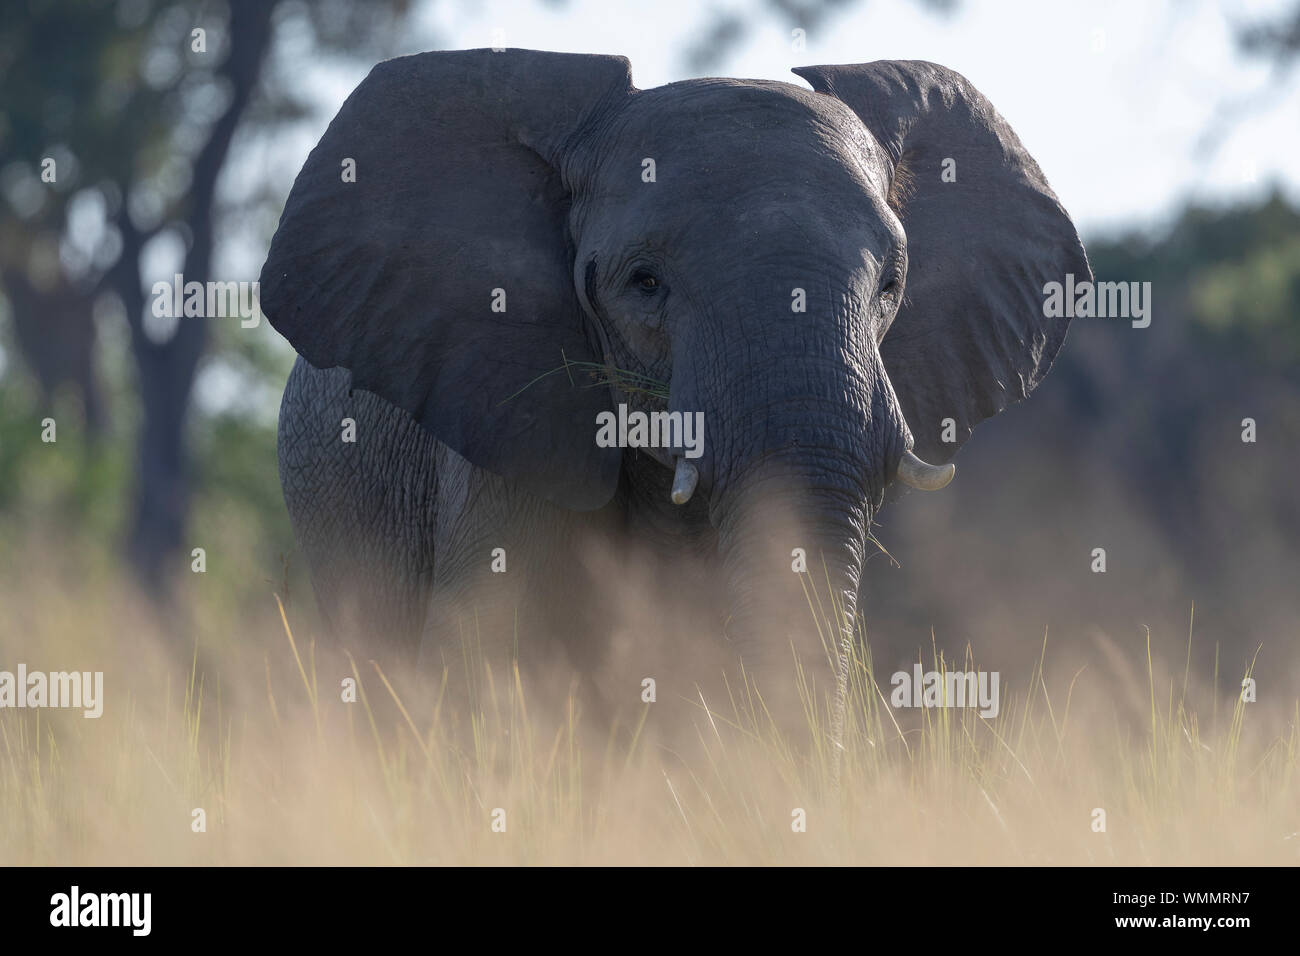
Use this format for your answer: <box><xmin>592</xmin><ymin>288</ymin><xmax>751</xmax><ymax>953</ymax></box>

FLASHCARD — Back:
<box><xmin>409</xmin><ymin>0</ymin><xmax>1300</xmax><ymax>235</ymax></box>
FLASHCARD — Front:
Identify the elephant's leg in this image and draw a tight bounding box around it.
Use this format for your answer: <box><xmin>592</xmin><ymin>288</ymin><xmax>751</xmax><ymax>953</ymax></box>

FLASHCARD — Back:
<box><xmin>277</xmin><ymin>356</ymin><xmax>438</xmax><ymax>657</ymax></box>
<box><xmin>420</xmin><ymin>443</ymin><xmax>553</xmax><ymax>671</ymax></box>
<box><xmin>418</xmin><ymin>443</ymin><xmax>622</xmax><ymax>687</ymax></box>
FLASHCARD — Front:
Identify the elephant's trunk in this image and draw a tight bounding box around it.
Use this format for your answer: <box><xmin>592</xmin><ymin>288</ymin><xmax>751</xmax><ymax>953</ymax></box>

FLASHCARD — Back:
<box><xmin>666</xmin><ymin>267</ymin><xmax>913</xmax><ymax>748</ymax></box>
<box><xmin>714</xmin><ymin>460</ymin><xmax>870</xmax><ymax>706</ymax></box>
<box><xmin>702</xmin><ymin>358</ymin><xmax>910</xmax><ymax>748</ymax></box>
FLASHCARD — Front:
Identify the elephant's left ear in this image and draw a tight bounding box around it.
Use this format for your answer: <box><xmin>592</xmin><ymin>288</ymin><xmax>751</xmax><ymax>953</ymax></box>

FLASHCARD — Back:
<box><xmin>793</xmin><ymin>60</ymin><xmax>1091</xmax><ymax>464</ymax></box>
<box><xmin>260</xmin><ymin>50</ymin><xmax>634</xmax><ymax>511</ymax></box>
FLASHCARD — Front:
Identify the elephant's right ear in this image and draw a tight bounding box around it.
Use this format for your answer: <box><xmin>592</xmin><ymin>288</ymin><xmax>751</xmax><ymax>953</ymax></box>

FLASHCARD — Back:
<box><xmin>260</xmin><ymin>50</ymin><xmax>634</xmax><ymax>511</ymax></box>
<box><xmin>793</xmin><ymin>60</ymin><xmax>1090</xmax><ymax>467</ymax></box>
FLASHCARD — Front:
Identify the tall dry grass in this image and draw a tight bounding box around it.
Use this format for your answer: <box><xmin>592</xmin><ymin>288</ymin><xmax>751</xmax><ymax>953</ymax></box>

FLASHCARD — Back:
<box><xmin>0</xmin><ymin>534</ymin><xmax>1295</xmax><ymax>866</ymax></box>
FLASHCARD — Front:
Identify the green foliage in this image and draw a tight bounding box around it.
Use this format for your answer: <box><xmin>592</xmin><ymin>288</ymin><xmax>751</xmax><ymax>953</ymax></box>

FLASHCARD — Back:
<box><xmin>1190</xmin><ymin>233</ymin><xmax>1300</xmax><ymax>367</ymax></box>
<box><xmin>0</xmin><ymin>368</ymin><xmax>130</xmax><ymax>540</ymax></box>
<box><xmin>1087</xmin><ymin>190</ymin><xmax>1300</xmax><ymax>373</ymax></box>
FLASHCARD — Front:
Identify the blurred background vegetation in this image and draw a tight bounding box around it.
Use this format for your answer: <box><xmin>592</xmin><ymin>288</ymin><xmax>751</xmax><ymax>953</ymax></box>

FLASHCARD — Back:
<box><xmin>1</xmin><ymin>0</ymin><xmax>1297</xmax><ymax>683</ymax></box>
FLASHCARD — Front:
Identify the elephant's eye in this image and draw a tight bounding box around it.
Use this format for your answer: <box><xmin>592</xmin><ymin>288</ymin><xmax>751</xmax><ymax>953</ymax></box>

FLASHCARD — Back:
<box><xmin>631</xmin><ymin>270</ymin><xmax>661</xmax><ymax>294</ymax></box>
<box><xmin>879</xmin><ymin>278</ymin><xmax>899</xmax><ymax>300</ymax></box>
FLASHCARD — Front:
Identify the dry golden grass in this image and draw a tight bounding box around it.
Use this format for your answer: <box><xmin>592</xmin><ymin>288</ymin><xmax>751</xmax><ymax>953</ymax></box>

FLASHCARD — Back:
<box><xmin>0</xmin><ymin>537</ymin><xmax>1296</xmax><ymax>866</ymax></box>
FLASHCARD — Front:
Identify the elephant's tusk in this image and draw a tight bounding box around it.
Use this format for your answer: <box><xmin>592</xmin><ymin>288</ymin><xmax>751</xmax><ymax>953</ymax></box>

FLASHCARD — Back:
<box><xmin>671</xmin><ymin>458</ymin><xmax>699</xmax><ymax>505</ymax></box>
<box><xmin>896</xmin><ymin>449</ymin><xmax>955</xmax><ymax>491</ymax></box>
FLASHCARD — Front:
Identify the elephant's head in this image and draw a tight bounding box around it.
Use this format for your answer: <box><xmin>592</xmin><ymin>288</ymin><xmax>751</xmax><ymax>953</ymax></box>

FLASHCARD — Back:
<box><xmin>260</xmin><ymin>50</ymin><xmax>1089</xmax><ymax>708</ymax></box>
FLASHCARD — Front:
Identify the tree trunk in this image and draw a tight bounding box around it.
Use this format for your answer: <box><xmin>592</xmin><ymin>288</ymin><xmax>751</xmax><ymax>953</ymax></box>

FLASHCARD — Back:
<box><xmin>121</xmin><ymin>0</ymin><xmax>276</xmax><ymax>592</ymax></box>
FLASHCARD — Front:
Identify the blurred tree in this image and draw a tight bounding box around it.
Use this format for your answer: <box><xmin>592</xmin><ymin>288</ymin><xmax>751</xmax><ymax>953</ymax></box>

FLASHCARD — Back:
<box><xmin>0</xmin><ymin>0</ymin><xmax>419</xmax><ymax>594</ymax></box>
<box><xmin>1192</xmin><ymin>2</ymin><xmax>1300</xmax><ymax>156</ymax></box>
<box><xmin>681</xmin><ymin>0</ymin><xmax>956</xmax><ymax>74</ymax></box>
<box><xmin>1238</xmin><ymin>3</ymin><xmax>1300</xmax><ymax>66</ymax></box>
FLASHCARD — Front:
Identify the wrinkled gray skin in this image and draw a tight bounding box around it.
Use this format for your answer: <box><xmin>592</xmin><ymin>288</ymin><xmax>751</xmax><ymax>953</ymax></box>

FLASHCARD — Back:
<box><xmin>262</xmin><ymin>50</ymin><xmax>1090</xmax><ymax>733</ymax></box>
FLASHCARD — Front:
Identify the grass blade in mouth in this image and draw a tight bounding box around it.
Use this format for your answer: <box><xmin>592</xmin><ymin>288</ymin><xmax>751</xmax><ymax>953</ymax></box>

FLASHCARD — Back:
<box><xmin>498</xmin><ymin>356</ymin><xmax>670</xmax><ymax>406</ymax></box>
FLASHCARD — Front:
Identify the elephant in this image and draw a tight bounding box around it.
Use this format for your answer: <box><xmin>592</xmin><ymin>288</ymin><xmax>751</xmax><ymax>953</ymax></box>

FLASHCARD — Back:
<box><xmin>260</xmin><ymin>49</ymin><xmax>1090</xmax><ymax>733</ymax></box>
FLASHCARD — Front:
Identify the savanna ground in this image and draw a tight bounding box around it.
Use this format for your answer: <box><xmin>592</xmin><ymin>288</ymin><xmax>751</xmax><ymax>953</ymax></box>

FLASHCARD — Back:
<box><xmin>1</xmin><ymin>522</ymin><xmax>1295</xmax><ymax>867</ymax></box>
